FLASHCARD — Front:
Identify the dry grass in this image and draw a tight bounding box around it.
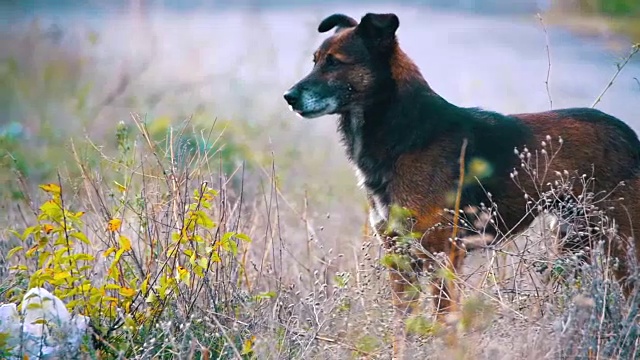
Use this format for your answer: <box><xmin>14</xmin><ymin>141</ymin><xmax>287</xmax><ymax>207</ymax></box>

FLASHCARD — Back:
<box><xmin>1</xmin><ymin>112</ymin><xmax>638</xmax><ymax>359</ymax></box>
<box><xmin>1</xmin><ymin>9</ymin><xmax>639</xmax><ymax>360</ymax></box>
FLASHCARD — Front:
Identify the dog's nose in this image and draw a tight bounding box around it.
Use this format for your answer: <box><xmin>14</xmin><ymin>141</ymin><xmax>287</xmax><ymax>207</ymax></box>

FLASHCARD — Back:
<box><xmin>283</xmin><ymin>89</ymin><xmax>299</xmax><ymax>107</ymax></box>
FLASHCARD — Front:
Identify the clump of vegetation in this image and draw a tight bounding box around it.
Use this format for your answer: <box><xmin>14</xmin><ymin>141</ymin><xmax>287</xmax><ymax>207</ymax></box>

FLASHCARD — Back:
<box><xmin>3</xmin><ymin>117</ymin><xmax>258</xmax><ymax>358</ymax></box>
<box><xmin>568</xmin><ymin>0</ymin><xmax>640</xmax><ymax>16</ymax></box>
<box><xmin>550</xmin><ymin>0</ymin><xmax>640</xmax><ymax>42</ymax></box>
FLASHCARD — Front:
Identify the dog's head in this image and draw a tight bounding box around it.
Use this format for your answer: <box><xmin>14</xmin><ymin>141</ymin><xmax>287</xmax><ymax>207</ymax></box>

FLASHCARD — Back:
<box><xmin>283</xmin><ymin>13</ymin><xmax>402</xmax><ymax>118</ymax></box>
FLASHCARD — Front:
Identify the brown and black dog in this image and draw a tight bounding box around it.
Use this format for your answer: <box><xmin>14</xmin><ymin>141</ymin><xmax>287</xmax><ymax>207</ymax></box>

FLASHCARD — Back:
<box><xmin>284</xmin><ymin>12</ymin><xmax>640</xmax><ymax>356</ymax></box>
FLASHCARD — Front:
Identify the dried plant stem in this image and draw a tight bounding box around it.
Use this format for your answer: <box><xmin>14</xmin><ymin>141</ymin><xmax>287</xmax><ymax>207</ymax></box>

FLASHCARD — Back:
<box><xmin>446</xmin><ymin>137</ymin><xmax>468</xmax><ymax>347</ymax></box>
<box><xmin>537</xmin><ymin>13</ymin><xmax>553</xmax><ymax>109</ymax></box>
<box><xmin>210</xmin><ymin>314</ymin><xmax>243</xmax><ymax>360</ymax></box>
<box><xmin>591</xmin><ymin>44</ymin><xmax>640</xmax><ymax>108</ymax></box>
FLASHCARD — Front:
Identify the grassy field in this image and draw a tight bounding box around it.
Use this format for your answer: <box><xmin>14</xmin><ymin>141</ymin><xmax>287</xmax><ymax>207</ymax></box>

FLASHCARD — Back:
<box><xmin>1</xmin><ymin>9</ymin><xmax>639</xmax><ymax>360</ymax></box>
<box><xmin>549</xmin><ymin>0</ymin><xmax>640</xmax><ymax>43</ymax></box>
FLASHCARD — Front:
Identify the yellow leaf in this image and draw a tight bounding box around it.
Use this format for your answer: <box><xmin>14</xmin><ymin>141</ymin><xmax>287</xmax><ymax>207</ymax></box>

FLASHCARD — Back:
<box><xmin>141</xmin><ymin>274</ymin><xmax>150</xmax><ymax>294</ymax></box>
<box><xmin>113</xmin><ymin>248</ymin><xmax>125</xmax><ymax>264</ymax></box>
<box><xmin>25</xmin><ymin>244</ymin><xmax>39</xmax><ymax>257</ymax></box>
<box><xmin>113</xmin><ymin>181</ymin><xmax>127</xmax><ymax>193</ymax></box>
<box><xmin>43</xmin><ymin>224</ymin><xmax>54</xmax><ymax>234</ymax></box>
<box><xmin>39</xmin><ymin>200</ymin><xmax>63</xmax><ymax>220</ymax></box>
<box><xmin>103</xmin><ymin>247</ymin><xmax>116</xmax><ymax>257</ymax></box>
<box><xmin>39</xmin><ymin>183</ymin><xmax>61</xmax><ymax>194</ymax></box>
<box><xmin>107</xmin><ymin>218</ymin><xmax>122</xmax><ymax>232</ymax></box>
<box><xmin>119</xmin><ymin>235</ymin><xmax>132</xmax><ymax>251</ymax></box>
<box><xmin>119</xmin><ymin>287</ymin><xmax>136</xmax><ymax>298</ymax></box>
<box><xmin>176</xmin><ymin>265</ymin><xmax>190</xmax><ymax>283</ymax></box>
<box><xmin>75</xmin><ymin>211</ymin><xmax>86</xmax><ymax>218</ymax></box>
<box><xmin>105</xmin><ymin>284</ymin><xmax>121</xmax><ymax>291</ymax></box>
<box><xmin>242</xmin><ymin>335</ymin><xmax>256</xmax><ymax>355</ymax></box>
<box><xmin>53</xmin><ymin>271</ymin><xmax>71</xmax><ymax>281</ymax></box>
<box><xmin>176</xmin><ymin>265</ymin><xmax>188</xmax><ymax>277</ymax></box>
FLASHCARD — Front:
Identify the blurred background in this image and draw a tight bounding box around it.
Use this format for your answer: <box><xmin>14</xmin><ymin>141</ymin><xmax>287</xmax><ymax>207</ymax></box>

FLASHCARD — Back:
<box><xmin>0</xmin><ymin>0</ymin><xmax>639</xmax><ymax>251</ymax></box>
<box><xmin>0</xmin><ymin>2</ymin><xmax>639</xmax><ymax>357</ymax></box>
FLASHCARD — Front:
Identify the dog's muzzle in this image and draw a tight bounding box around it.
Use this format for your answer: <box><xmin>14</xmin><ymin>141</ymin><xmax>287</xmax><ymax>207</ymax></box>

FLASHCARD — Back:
<box><xmin>283</xmin><ymin>88</ymin><xmax>301</xmax><ymax>110</ymax></box>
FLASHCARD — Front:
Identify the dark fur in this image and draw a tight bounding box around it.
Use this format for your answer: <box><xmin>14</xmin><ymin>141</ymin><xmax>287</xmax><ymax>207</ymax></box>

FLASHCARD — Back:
<box><xmin>285</xmin><ymin>12</ymin><xmax>640</xmax><ymax>356</ymax></box>
<box><xmin>318</xmin><ymin>14</ymin><xmax>358</xmax><ymax>33</ymax></box>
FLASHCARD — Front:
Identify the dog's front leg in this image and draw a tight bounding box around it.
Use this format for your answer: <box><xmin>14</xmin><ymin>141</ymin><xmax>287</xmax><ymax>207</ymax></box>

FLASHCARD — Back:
<box><xmin>420</xmin><ymin>228</ymin><xmax>465</xmax><ymax>319</ymax></box>
<box><xmin>386</xmin><ymin>247</ymin><xmax>421</xmax><ymax>360</ymax></box>
<box><xmin>374</xmin><ymin>206</ymin><xmax>424</xmax><ymax>359</ymax></box>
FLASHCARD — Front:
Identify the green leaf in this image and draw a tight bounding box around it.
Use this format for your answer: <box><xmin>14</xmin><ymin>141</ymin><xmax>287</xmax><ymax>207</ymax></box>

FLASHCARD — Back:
<box><xmin>7</xmin><ymin>245</ymin><xmax>23</xmax><ymax>259</ymax></box>
<box><xmin>70</xmin><ymin>232</ymin><xmax>90</xmax><ymax>245</ymax></box>
<box><xmin>145</xmin><ymin>292</ymin><xmax>157</xmax><ymax>304</ymax></box>
<box><xmin>113</xmin><ymin>248</ymin><xmax>126</xmax><ymax>264</ymax></box>
<box><xmin>405</xmin><ymin>315</ymin><xmax>439</xmax><ymax>336</ymax></box>
<box><xmin>39</xmin><ymin>200</ymin><xmax>64</xmax><ymax>221</ymax></box>
<box><xmin>53</xmin><ymin>247</ymin><xmax>71</xmax><ymax>260</ymax></box>
<box><xmin>105</xmin><ymin>284</ymin><xmax>122</xmax><ymax>291</ymax></box>
<box><xmin>235</xmin><ymin>233</ymin><xmax>252</xmax><ymax>243</ymax></box>
<box><xmin>22</xmin><ymin>226</ymin><xmax>39</xmax><ymax>240</ymax></box>
<box><xmin>220</xmin><ymin>232</ymin><xmax>238</xmax><ymax>256</ymax></box>
<box><xmin>124</xmin><ymin>315</ymin><xmax>137</xmax><ymax>330</ymax></box>
<box><xmin>73</xmin><ymin>253</ymin><xmax>95</xmax><ymax>262</ymax></box>
<box><xmin>194</xmin><ymin>210</ymin><xmax>215</xmax><ymax>229</ymax></box>
<box><xmin>26</xmin><ymin>302</ymin><xmax>43</xmax><ymax>310</ymax></box>
<box><xmin>38</xmin><ymin>251</ymin><xmax>52</xmax><ymax>268</ymax></box>
<box><xmin>197</xmin><ymin>257</ymin><xmax>208</xmax><ymax>269</ymax></box>
<box><xmin>193</xmin><ymin>265</ymin><xmax>204</xmax><ymax>278</ymax></box>
<box><xmin>253</xmin><ymin>291</ymin><xmax>276</xmax><ymax>301</ymax></box>
<box><xmin>380</xmin><ymin>254</ymin><xmax>412</xmax><ymax>272</ymax></box>
<box><xmin>8</xmin><ymin>229</ymin><xmax>22</xmax><ymax>240</ymax></box>
<box><xmin>54</xmin><ymin>235</ymin><xmax>70</xmax><ymax>247</ymax></box>
<box><xmin>436</xmin><ymin>267</ymin><xmax>457</xmax><ymax>282</ymax></box>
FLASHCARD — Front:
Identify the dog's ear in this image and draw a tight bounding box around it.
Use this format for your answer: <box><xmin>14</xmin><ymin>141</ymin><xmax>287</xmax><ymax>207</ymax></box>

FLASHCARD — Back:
<box><xmin>356</xmin><ymin>13</ymin><xmax>399</xmax><ymax>45</ymax></box>
<box><xmin>318</xmin><ymin>14</ymin><xmax>358</xmax><ymax>33</ymax></box>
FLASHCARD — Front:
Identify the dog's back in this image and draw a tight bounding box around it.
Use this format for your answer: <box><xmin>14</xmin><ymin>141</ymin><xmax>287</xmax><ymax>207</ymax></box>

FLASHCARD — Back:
<box><xmin>456</xmin><ymin>106</ymin><xmax>640</xmax><ymax>224</ymax></box>
<box><xmin>513</xmin><ymin>107</ymin><xmax>640</xmax><ymax>178</ymax></box>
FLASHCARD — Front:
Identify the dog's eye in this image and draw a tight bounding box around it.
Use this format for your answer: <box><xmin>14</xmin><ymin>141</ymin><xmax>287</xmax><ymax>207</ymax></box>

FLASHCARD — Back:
<box><xmin>325</xmin><ymin>54</ymin><xmax>343</xmax><ymax>67</ymax></box>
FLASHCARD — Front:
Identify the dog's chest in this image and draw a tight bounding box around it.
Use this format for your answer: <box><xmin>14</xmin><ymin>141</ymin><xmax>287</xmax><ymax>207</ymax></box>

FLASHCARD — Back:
<box><xmin>348</xmin><ymin>109</ymin><xmax>365</xmax><ymax>162</ymax></box>
<box><xmin>342</xmin><ymin>110</ymin><xmax>391</xmax><ymax>220</ymax></box>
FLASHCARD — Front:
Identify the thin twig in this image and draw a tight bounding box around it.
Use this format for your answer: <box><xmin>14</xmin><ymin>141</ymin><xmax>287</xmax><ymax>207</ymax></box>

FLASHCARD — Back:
<box><xmin>449</xmin><ymin>138</ymin><xmax>468</xmax><ymax>313</ymax></box>
<box><xmin>210</xmin><ymin>314</ymin><xmax>243</xmax><ymax>360</ymax></box>
<box><xmin>537</xmin><ymin>13</ymin><xmax>553</xmax><ymax>110</ymax></box>
<box><xmin>591</xmin><ymin>44</ymin><xmax>640</xmax><ymax>108</ymax></box>
<box><xmin>313</xmin><ymin>333</ymin><xmax>376</xmax><ymax>357</ymax></box>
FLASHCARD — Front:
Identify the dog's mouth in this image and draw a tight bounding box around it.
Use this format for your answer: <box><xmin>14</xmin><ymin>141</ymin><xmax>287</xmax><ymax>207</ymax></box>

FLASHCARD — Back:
<box><xmin>290</xmin><ymin>105</ymin><xmax>330</xmax><ymax>119</ymax></box>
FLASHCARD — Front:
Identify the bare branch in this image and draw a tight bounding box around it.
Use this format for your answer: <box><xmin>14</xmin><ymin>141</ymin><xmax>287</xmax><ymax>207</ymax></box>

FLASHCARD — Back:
<box><xmin>537</xmin><ymin>13</ymin><xmax>553</xmax><ymax>110</ymax></box>
<box><xmin>591</xmin><ymin>43</ymin><xmax>640</xmax><ymax>108</ymax></box>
